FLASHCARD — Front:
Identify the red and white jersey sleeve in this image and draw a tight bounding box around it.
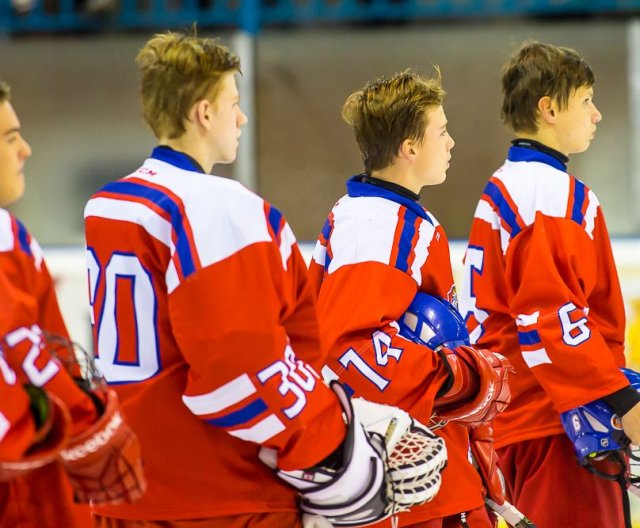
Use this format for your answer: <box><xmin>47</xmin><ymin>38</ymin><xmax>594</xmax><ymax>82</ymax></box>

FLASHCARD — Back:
<box><xmin>460</xmin><ymin>146</ymin><xmax>627</xmax><ymax>448</ymax></box>
<box><xmin>0</xmin><ymin>347</ymin><xmax>36</xmax><ymax>462</ymax></box>
<box><xmin>84</xmin><ymin>147</ymin><xmax>345</xmax><ymax>520</ymax></box>
<box><xmin>0</xmin><ymin>209</ymin><xmax>97</xmax><ymax>437</ymax></box>
<box><xmin>309</xmin><ymin>176</ymin><xmax>485</xmax><ymax>522</ymax></box>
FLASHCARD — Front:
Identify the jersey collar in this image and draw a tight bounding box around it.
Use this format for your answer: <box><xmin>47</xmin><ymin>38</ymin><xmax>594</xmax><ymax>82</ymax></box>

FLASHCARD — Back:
<box><xmin>346</xmin><ymin>174</ymin><xmax>429</xmax><ymax>220</ymax></box>
<box><xmin>150</xmin><ymin>145</ymin><xmax>206</xmax><ymax>174</ymax></box>
<box><xmin>508</xmin><ymin>138</ymin><xmax>568</xmax><ymax>173</ymax></box>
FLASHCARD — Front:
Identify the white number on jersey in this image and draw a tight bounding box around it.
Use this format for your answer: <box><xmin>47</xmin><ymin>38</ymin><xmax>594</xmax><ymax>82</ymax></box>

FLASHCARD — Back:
<box><xmin>337</xmin><ymin>332</ymin><xmax>403</xmax><ymax>392</ymax></box>
<box><xmin>4</xmin><ymin>325</ymin><xmax>60</xmax><ymax>386</ymax></box>
<box><xmin>460</xmin><ymin>245</ymin><xmax>489</xmax><ymax>344</ymax></box>
<box><xmin>257</xmin><ymin>345</ymin><xmax>320</xmax><ymax>419</ymax></box>
<box><xmin>558</xmin><ymin>302</ymin><xmax>591</xmax><ymax>346</ymax></box>
<box><xmin>87</xmin><ymin>249</ymin><xmax>160</xmax><ymax>383</ymax></box>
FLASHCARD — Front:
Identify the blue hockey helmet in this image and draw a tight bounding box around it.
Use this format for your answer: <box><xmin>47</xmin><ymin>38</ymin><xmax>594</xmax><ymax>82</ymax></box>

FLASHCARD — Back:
<box><xmin>397</xmin><ymin>292</ymin><xmax>470</xmax><ymax>349</ymax></box>
<box><xmin>561</xmin><ymin>367</ymin><xmax>640</xmax><ymax>468</ymax></box>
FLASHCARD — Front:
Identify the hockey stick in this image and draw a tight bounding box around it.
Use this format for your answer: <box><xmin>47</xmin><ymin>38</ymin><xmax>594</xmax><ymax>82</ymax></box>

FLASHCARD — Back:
<box><xmin>485</xmin><ymin>498</ymin><xmax>537</xmax><ymax>528</ymax></box>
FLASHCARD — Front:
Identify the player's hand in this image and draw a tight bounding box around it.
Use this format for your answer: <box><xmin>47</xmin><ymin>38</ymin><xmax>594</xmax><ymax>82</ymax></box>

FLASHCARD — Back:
<box><xmin>260</xmin><ymin>382</ymin><xmax>447</xmax><ymax>526</ymax></box>
<box><xmin>621</xmin><ymin>401</ymin><xmax>640</xmax><ymax>444</ymax></box>
<box><xmin>434</xmin><ymin>345</ymin><xmax>513</xmax><ymax>428</ymax></box>
<box><xmin>59</xmin><ymin>388</ymin><xmax>146</xmax><ymax>504</ymax></box>
<box><xmin>470</xmin><ymin>423</ymin><xmax>507</xmax><ymax>505</ymax></box>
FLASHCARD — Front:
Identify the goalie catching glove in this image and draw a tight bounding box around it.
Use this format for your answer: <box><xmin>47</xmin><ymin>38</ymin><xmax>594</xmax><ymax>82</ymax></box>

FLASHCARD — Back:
<box><xmin>259</xmin><ymin>382</ymin><xmax>447</xmax><ymax>526</ymax></box>
<box><xmin>398</xmin><ymin>293</ymin><xmax>513</xmax><ymax>428</ymax></box>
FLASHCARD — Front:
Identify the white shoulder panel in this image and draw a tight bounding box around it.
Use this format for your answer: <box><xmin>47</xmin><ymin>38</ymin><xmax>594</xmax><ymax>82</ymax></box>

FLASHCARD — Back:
<box><xmin>326</xmin><ymin>195</ymin><xmax>399</xmax><ymax>274</ymax></box>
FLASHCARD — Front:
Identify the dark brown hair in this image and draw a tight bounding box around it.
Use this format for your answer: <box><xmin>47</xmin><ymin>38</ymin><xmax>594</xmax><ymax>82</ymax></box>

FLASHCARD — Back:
<box><xmin>501</xmin><ymin>41</ymin><xmax>595</xmax><ymax>133</ymax></box>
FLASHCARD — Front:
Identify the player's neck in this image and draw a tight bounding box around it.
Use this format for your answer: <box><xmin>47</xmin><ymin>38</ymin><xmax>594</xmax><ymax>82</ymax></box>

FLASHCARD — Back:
<box><xmin>516</xmin><ymin>129</ymin><xmax>567</xmax><ymax>157</ymax></box>
<box><xmin>371</xmin><ymin>164</ymin><xmax>420</xmax><ymax>195</ymax></box>
<box><xmin>161</xmin><ymin>135</ymin><xmax>213</xmax><ymax>174</ymax></box>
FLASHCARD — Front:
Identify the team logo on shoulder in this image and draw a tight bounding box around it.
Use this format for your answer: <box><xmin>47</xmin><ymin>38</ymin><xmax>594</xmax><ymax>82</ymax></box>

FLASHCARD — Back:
<box><xmin>447</xmin><ymin>286</ymin><xmax>459</xmax><ymax>309</ymax></box>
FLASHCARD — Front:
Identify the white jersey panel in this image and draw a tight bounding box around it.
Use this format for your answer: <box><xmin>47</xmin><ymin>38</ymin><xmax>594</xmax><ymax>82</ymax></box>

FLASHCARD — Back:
<box><xmin>0</xmin><ymin>209</ymin><xmax>14</xmax><ymax>252</ymax></box>
<box><xmin>326</xmin><ymin>195</ymin><xmax>398</xmax><ymax>274</ymax></box>
<box><xmin>137</xmin><ymin>159</ymin><xmax>272</xmax><ymax>269</ymax></box>
<box><xmin>497</xmin><ymin>160</ymin><xmax>570</xmax><ymax>226</ymax></box>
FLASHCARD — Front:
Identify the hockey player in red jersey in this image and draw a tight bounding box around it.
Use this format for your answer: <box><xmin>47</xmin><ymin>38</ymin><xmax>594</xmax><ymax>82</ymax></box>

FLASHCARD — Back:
<box><xmin>460</xmin><ymin>41</ymin><xmax>640</xmax><ymax>528</ymax></box>
<box><xmin>0</xmin><ymin>81</ymin><xmax>145</xmax><ymax>527</ymax></box>
<box><xmin>85</xmin><ymin>31</ymin><xmax>447</xmax><ymax>528</ymax></box>
<box><xmin>0</xmin><ymin>341</ymin><xmax>71</xmax><ymax>472</ymax></box>
<box><xmin>308</xmin><ymin>69</ymin><xmax>512</xmax><ymax>527</ymax></box>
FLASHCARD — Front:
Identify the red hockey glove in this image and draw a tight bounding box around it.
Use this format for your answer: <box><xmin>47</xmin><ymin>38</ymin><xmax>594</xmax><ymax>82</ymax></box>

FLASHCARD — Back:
<box><xmin>470</xmin><ymin>423</ymin><xmax>507</xmax><ymax>506</ymax></box>
<box><xmin>434</xmin><ymin>345</ymin><xmax>513</xmax><ymax>428</ymax></box>
<box><xmin>59</xmin><ymin>388</ymin><xmax>146</xmax><ymax>504</ymax></box>
<box><xmin>0</xmin><ymin>388</ymin><xmax>71</xmax><ymax>481</ymax></box>
<box><xmin>470</xmin><ymin>424</ymin><xmax>538</xmax><ymax>527</ymax></box>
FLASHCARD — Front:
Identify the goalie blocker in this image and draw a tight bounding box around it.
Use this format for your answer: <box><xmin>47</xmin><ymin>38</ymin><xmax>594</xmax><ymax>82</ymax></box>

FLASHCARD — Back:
<box><xmin>260</xmin><ymin>382</ymin><xmax>447</xmax><ymax>527</ymax></box>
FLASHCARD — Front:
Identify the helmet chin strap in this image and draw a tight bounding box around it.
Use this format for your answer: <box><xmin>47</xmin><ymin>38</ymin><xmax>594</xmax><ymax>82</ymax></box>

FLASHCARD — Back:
<box><xmin>584</xmin><ymin>450</ymin><xmax>631</xmax><ymax>528</ymax></box>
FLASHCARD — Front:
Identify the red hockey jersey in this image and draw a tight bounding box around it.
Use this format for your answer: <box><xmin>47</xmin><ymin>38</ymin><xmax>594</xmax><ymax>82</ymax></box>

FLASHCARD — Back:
<box><xmin>0</xmin><ymin>208</ymin><xmax>96</xmax><ymax>528</ymax></box>
<box><xmin>460</xmin><ymin>144</ymin><xmax>628</xmax><ymax>449</ymax></box>
<box><xmin>84</xmin><ymin>146</ymin><xmax>346</xmax><ymax>520</ymax></box>
<box><xmin>308</xmin><ymin>176</ymin><xmax>485</xmax><ymax>524</ymax></box>
<box><xmin>0</xmin><ymin>350</ymin><xmax>34</xmax><ymax>462</ymax></box>
<box><xmin>0</xmin><ymin>209</ymin><xmax>98</xmax><ymax>448</ymax></box>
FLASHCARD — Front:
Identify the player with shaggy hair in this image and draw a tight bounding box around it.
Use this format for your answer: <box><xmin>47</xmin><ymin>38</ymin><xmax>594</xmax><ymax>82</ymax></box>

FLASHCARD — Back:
<box><xmin>460</xmin><ymin>41</ymin><xmax>640</xmax><ymax>528</ymax></box>
<box><xmin>309</xmin><ymin>69</ymin><xmax>513</xmax><ymax>528</ymax></box>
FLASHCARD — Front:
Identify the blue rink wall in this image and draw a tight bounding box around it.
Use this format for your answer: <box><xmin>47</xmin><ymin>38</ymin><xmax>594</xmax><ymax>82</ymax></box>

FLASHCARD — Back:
<box><xmin>45</xmin><ymin>239</ymin><xmax>640</xmax><ymax>523</ymax></box>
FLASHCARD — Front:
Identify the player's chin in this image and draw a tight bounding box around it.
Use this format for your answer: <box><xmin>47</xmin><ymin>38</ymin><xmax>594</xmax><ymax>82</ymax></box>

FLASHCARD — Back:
<box><xmin>573</xmin><ymin>141</ymin><xmax>592</xmax><ymax>155</ymax></box>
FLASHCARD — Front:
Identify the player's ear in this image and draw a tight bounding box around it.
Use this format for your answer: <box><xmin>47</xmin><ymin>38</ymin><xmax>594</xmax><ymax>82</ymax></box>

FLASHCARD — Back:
<box><xmin>538</xmin><ymin>96</ymin><xmax>556</xmax><ymax>124</ymax></box>
<box><xmin>400</xmin><ymin>138</ymin><xmax>416</xmax><ymax>161</ymax></box>
<box><xmin>192</xmin><ymin>99</ymin><xmax>213</xmax><ymax>130</ymax></box>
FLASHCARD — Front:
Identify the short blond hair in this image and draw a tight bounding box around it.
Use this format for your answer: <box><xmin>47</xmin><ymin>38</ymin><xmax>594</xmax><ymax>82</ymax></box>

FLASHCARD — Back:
<box><xmin>0</xmin><ymin>82</ymin><xmax>10</xmax><ymax>104</ymax></box>
<box><xmin>342</xmin><ymin>69</ymin><xmax>445</xmax><ymax>174</ymax></box>
<box><xmin>136</xmin><ymin>31</ymin><xmax>241</xmax><ymax>139</ymax></box>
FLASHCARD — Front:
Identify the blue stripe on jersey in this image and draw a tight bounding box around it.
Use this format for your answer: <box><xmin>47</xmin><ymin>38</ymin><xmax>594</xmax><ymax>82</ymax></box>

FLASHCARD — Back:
<box><xmin>518</xmin><ymin>330</ymin><xmax>541</xmax><ymax>346</ymax></box>
<box><xmin>324</xmin><ymin>250</ymin><xmax>332</xmax><ymax>272</ymax></box>
<box><xmin>508</xmin><ymin>145</ymin><xmax>567</xmax><ymax>173</ymax></box>
<box><xmin>484</xmin><ymin>181</ymin><xmax>521</xmax><ymax>238</ymax></box>
<box><xmin>395</xmin><ymin>208</ymin><xmax>418</xmax><ymax>273</ymax></box>
<box><xmin>102</xmin><ymin>181</ymin><xmax>196</xmax><ymax>278</ymax></box>
<box><xmin>15</xmin><ymin>219</ymin><xmax>32</xmax><ymax>257</ymax></box>
<box><xmin>346</xmin><ymin>176</ymin><xmax>429</xmax><ymax>221</ymax></box>
<box><xmin>320</xmin><ymin>217</ymin><xmax>332</xmax><ymax>241</ymax></box>
<box><xmin>571</xmin><ymin>180</ymin><xmax>586</xmax><ymax>226</ymax></box>
<box><xmin>268</xmin><ymin>206</ymin><xmax>283</xmax><ymax>242</ymax></box>
<box><xmin>206</xmin><ymin>398</ymin><xmax>268</xmax><ymax>428</ymax></box>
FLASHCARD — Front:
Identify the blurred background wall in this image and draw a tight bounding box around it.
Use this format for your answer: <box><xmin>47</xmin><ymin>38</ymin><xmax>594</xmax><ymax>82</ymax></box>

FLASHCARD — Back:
<box><xmin>1</xmin><ymin>17</ymin><xmax>637</xmax><ymax>243</ymax></box>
